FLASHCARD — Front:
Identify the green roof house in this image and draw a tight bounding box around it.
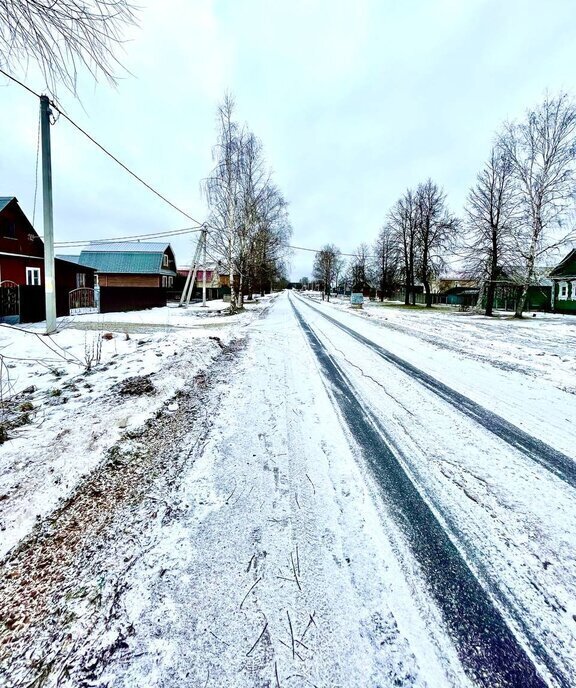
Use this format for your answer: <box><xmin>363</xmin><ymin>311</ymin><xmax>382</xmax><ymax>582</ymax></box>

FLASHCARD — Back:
<box><xmin>76</xmin><ymin>242</ymin><xmax>178</xmax><ymax>312</ymax></box>
<box><xmin>550</xmin><ymin>249</ymin><xmax>576</xmax><ymax>314</ymax></box>
<box><xmin>78</xmin><ymin>242</ymin><xmax>177</xmax><ymax>289</ymax></box>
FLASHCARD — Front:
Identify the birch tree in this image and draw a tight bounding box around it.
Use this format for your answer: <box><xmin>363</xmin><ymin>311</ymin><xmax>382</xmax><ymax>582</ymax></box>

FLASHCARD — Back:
<box><xmin>204</xmin><ymin>94</ymin><xmax>244</xmax><ymax>312</ymax></box>
<box><xmin>499</xmin><ymin>93</ymin><xmax>576</xmax><ymax>317</ymax></box>
<box><xmin>464</xmin><ymin>146</ymin><xmax>518</xmax><ymax>315</ymax></box>
<box><xmin>0</xmin><ymin>0</ymin><xmax>138</xmax><ymax>93</ymax></box>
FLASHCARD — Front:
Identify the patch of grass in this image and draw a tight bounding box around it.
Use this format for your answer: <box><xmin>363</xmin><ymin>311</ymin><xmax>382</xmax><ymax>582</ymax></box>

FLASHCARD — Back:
<box><xmin>50</xmin><ymin>388</ymin><xmax>62</xmax><ymax>397</ymax></box>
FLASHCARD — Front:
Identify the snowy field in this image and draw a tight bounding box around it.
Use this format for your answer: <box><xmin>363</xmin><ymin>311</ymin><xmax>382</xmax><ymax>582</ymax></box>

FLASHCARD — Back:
<box><xmin>1</xmin><ymin>291</ymin><xmax>575</xmax><ymax>687</ymax></box>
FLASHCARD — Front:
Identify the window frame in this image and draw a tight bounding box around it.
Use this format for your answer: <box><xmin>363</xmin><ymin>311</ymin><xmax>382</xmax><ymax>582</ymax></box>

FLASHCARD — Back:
<box><xmin>26</xmin><ymin>267</ymin><xmax>41</xmax><ymax>286</ymax></box>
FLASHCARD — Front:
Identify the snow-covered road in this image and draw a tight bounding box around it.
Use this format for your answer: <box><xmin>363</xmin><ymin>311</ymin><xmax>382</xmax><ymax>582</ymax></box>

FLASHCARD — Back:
<box><xmin>1</xmin><ymin>292</ymin><xmax>575</xmax><ymax>687</ymax></box>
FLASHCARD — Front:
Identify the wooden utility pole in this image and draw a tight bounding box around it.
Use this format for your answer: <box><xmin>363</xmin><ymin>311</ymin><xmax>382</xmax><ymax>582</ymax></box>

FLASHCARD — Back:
<box><xmin>40</xmin><ymin>95</ymin><xmax>56</xmax><ymax>333</ymax></box>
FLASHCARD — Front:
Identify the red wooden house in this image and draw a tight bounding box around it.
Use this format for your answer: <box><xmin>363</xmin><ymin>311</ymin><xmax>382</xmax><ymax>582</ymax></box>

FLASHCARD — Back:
<box><xmin>0</xmin><ymin>197</ymin><xmax>96</xmax><ymax>322</ymax></box>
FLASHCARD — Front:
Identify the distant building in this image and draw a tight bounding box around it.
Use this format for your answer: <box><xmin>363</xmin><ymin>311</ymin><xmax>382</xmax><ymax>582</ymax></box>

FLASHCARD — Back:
<box><xmin>550</xmin><ymin>249</ymin><xmax>576</xmax><ymax>314</ymax></box>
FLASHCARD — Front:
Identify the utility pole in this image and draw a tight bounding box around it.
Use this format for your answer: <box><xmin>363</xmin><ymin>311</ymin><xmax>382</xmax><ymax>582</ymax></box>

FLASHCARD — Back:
<box><xmin>40</xmin><ymin>95</ymin><xmax>57</xmax><ymax>334</ymax></box>
<box><xmin>201</xmin><ymin>225</ymin><xmax>208</xmax><ymax>307</ymax></box>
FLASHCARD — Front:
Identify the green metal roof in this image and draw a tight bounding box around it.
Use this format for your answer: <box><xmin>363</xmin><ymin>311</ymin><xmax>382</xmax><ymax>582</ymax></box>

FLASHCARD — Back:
<box><xmin>0</xmin><ymin>197</ymin><xmax>15</xmax><ymax>212</ymax></box>
<box><xmin>550</xmin><ymin>249</ymin><xmax>576</xmax><ymax>278</ymax></box>
<box><xmin>78</xmin><ymin>251</ymin><xmax>172</xmax><ymax>274</ymax></box>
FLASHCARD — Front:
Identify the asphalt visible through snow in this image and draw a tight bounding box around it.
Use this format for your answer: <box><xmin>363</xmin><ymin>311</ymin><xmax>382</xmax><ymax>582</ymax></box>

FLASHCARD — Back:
<box><xmin>290</xmin><ymin>294</ymin><xmax>562</xmax><ymax>688</ymax></box>
<box><xmin>294</xmin><ymin>294</ymin><xmax>576</xmax><ymax>492</ymax></box>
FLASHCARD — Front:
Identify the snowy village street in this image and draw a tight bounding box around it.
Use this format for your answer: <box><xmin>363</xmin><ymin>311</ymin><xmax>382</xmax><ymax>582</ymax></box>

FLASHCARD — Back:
<box><xmin>1</xmin><ymin>293</ymin><xmax>576</xmax><ymax>688</ymax></box>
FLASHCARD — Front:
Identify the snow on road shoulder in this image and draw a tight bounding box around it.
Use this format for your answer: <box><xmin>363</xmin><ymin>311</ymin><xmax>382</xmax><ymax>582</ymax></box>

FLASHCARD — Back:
<box><xmin>305</xmin><ymin>292</ymin><xmax>576</xmax><ymax>394</ymax></box>
<box><xmin>0</xmin><ymin>298</ymin><xmax>274</xmax><ymax>559</ymax></box>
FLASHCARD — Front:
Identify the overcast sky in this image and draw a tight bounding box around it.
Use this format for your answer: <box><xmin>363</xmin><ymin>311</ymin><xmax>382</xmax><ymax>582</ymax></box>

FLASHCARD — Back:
<box><xmin>1</xmin><ymin>0</ymin><xmax>576</xmax><ymax>279</ymax></box>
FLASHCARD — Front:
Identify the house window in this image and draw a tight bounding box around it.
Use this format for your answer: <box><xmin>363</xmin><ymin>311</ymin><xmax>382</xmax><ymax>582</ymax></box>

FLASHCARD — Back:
<box><xmin>76</xmin><ymin>273</ymin><xmax>86</xmax><ymax>288</ymax></box>
<box><xmin>559</xmin><ymin>281</ymin><xmax>568</xmax><ymax>300</ymax></box>
<box><xmin>162</xmin><ymin>254</ymin><xmax>169</xmax><ymax>268</ymax></box>
<box><xmin>571</xmin><ymin>281</ymin><xmax>576</xmax><ymax>301</ymax></box>
<box><xmin>26</xmin><ymin>267</ymin><xmax>41</xmax><ymax>286</ymax></box>
<box><xmin>161</xmin><ymin>276</ymin><xmax>173</xmax><ymax>288</ymax></box>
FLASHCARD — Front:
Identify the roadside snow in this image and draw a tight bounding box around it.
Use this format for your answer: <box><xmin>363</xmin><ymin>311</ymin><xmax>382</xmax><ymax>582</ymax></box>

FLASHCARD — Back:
<box><xmin>0</xmin><ymin>298</ymin><xmax>272</xmax><ymax>559</ymax></box>
<box><xmin>306</xmin><ymin>293</ymin><xmax>576</xmax><ymax>394</ymax></box>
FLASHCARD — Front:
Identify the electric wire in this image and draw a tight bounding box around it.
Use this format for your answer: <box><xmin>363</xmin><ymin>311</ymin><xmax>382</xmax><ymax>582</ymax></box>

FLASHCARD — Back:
<box><xmin>0</xmin><ymin>67</ymin><xmax>206</xmax><ymax>228</ymax></box>
<box><xmin>53</xmin><ymin>225</ymin><xmax>205</xmax><ymax>248</ymax></box>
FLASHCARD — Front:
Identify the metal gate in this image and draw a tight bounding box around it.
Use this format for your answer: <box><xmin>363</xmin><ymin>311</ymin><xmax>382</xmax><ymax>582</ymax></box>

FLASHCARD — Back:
<box><xmin>0</xmin><ymin>281</ymin><xmax>20</xmax><ymax>324</ymax></box>
<box><xmin>69</xmin><ymin>287</ymin><xmax>98</xmax><ymax>315</ymax></box>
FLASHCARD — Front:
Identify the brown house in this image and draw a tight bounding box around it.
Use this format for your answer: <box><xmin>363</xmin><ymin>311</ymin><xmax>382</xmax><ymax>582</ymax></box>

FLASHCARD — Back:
<box><xmin>77</xmin><ymin>241</ymin><xmax>178</xmax><ymax>313</ymax></box>
<box><xmin>0</xmin><ymin>197</ymin><xmax>96</xmax><ymax>322</ymax></box>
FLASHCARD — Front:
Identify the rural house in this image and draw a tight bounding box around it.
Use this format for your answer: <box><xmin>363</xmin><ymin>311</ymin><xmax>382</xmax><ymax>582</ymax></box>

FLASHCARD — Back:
<box><xmin>550</xmin><ymin>249</ymin><xmax>576</xmax><ymax>314</ymax></box>
<box><xmin>177</xmin><ymin>261</ymin><xmax>223</xmax><ymax>301</ymax></box>
<box><xmin>78</xmin><ymin>242</ymin><xmax>177</xmax><ymax>312</ymax></box>
<box><xmin>0</xmin><ymin>197</ymin><xmax>96</xmax><ymax>323</ymax></box>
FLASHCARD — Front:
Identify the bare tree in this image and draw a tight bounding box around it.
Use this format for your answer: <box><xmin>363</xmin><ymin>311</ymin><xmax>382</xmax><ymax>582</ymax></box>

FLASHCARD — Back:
<box><xmin>348</xmin><ymin>243</ymin><xmax>371</xmax><ymax>292</ymax></box>
<box><xmin>463</xmin><ymin>146</ymin><xmax>519</xmax><ymax>316</ymax></box>
<box><xmin>388</xmin><ymin>189</ymin><xmax>419</xmax><ymax>305</ymax></box>
<box><xmin>204</xmin><ymin>94</ymin><xmax>244</xmax><ymax>312</ymax></box>
<box><xmin>0</xmin><ymin>0</ymin><xmax>138</xmax><ymax>93</ymax></box>
<box><xmin>204</xmin><ymin>95</ymin><xmax>291</xmax><ymax>310</ymax></box>
<box><xmin>500</xmin><ymin>92</ymin><xmax>576</xmax><ymax>317</ymax></box>
<box><xmin>312</xmin><ymin>244</ymin><xmax>342</xmax><ymax>301</ymax></box>
<box><xmin>415</xmin><ymin>179</ymin><xmax>460</xmax><ymax>308</ymax></box>
<box><xmin>372</xmin><ymin>225</ymin><xmax>400</xmax><ymax>300</ymax></box>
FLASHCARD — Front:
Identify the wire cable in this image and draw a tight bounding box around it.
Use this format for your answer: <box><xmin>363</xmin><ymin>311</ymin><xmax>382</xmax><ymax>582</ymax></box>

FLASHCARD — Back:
<box><xmin>0</xmin><ymin>67</ymin><xmax>206</xmax><ymax>227</ymax></box>
<box><xmin>53</xmin><ymin>225</ymin><xmax>205</xmax><ymax>247</ymax></box>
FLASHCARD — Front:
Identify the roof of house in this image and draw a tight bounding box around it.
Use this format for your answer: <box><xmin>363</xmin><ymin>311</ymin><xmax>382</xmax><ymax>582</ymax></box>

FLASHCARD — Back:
<box><xmin>78</xmin><ymin>242</ymin><xmax>176</xmax><ymax>275</ymax></box>
<box><xmin>56</xmin><ymin>254</ymin><xmax>80</xmax><ymax>263</ymax></box>
<box><xmin>82</xmin><ymin>242</ymin><xmax>171</xmax><ymax>253</ymax></box>
<box><xmin>549</xmin><ymin>249</ymin><xmax>576</xmax><ymax>278</ymax></box>
<box><xmin>0</xmin><ymin>197</ymin><xmax>15</xmax><ymax>213</ymax></box>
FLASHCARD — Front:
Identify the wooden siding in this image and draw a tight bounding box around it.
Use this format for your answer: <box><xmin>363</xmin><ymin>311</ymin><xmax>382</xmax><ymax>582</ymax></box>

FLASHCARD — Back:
<box><xmin>98</xmin><ymin>273</ymin><xmax>160</xmax><ymax>288</ymax></box>
<box><xmin>0</xmin><ymin>199</ymin><xmax>43</xmax><ymax>259</ymax></box>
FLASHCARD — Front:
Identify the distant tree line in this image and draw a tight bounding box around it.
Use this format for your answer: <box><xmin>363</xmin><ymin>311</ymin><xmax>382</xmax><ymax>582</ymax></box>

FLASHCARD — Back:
<box><xmin>303</xmin><ymin>92</ymin><xmax>576</xmax><ymax>317</ymax></box>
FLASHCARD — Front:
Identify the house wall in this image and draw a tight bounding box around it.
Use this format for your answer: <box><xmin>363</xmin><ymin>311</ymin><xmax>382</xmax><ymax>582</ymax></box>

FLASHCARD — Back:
<box><xmin>553</xmin><ymin>280</ymin><xmax>576</xmax><ymax>313</ymax></box>
<box><xmin>0</xmin><ymin>201</ymin><xmax>43</xmax><ymax>259</ymax></box>
<box><xmin>98</xmin><ymin>273</ymin><xmax>160</xmax><ymax>288</ymax></box>
<box><xmin>0</xmin><ymin>254</ymin><xmax>44</xmax><ymax>284</ymax></box>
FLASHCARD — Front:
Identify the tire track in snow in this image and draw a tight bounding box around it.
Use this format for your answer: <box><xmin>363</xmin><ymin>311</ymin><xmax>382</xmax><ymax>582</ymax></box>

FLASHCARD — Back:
<box><xmin>290</xmin><ymin>297</ymin><xmax>558</xmax><ymax>688</ymax></box>
<box><xmin>295</xmin><ymin>294</ymin><xmax>576</xmax><ymax>491</ymax></box>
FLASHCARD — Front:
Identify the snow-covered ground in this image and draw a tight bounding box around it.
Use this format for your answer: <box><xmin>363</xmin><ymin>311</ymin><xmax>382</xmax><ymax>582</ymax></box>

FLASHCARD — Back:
<box><xmin>1</xmin><ymin>291</ymin><xmax>575</xmax><ymax>687</ymax></box>
<box><xmin>305</xmin><ymin>292</ymin><xmax>576</xmax><ymax>394</ymax></box>
<box><xmin>0</xmin><ymin>299</ymin><xmax>270</xmax><ymax>558</ymax></box>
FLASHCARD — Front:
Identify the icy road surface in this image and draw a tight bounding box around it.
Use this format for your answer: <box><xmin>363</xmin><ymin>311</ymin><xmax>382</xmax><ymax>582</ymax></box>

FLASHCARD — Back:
<box><xmin>1</xmin><ymin>292</ymin><xmax>575</xmax><ymax>687</ymax></box>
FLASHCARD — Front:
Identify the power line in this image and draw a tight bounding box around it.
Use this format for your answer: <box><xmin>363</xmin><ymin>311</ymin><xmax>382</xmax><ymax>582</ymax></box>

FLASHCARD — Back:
<box><xmin>0</xmin><ymin>67</ymin><xmax>206</xmax><ymax>227</ymax></box>
<box><xmin>53</xmin><ymin>225</ymin><xmax>205</xmax><ymax>247</ymax></box>
<box><xmin>286</xmin><ymin>244</ymin><xmax>376</xmax><ymax>259</ymax></box>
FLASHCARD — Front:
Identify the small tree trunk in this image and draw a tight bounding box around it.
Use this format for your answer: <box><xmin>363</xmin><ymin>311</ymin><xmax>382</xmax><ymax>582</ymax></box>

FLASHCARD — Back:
<box><xmin>423</xmin><ymin>280</ymin><xmax>432</xmax><ymax>308</ymax></box>
<box><xmin>485</xmin><ymin>280</ymin><xmax>497</xmax><ymax>316</ymax></box>
<box><xmin>514</xmin><ymin>285</ymin><xmax>529</xmax><ymax>318</ymax></box>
